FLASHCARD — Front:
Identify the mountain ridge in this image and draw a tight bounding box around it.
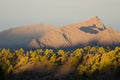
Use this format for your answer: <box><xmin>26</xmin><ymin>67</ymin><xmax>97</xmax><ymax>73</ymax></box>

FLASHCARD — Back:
<box><xmin>0</xmin><ymin>16</ymin><xmax>120</xmax><ymax>50</ymax></box>
<box><xmin>28</xmin><ymin>16</ymin><xmax>120</xmax><ymax>50</ymax></box>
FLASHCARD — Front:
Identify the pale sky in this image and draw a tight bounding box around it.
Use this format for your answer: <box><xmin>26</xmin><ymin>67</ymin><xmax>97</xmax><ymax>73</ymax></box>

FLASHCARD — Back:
<box><xmin>0</xmin><ymin>0</ymin><xmax>120</xmax><ymax>31</ymax></box>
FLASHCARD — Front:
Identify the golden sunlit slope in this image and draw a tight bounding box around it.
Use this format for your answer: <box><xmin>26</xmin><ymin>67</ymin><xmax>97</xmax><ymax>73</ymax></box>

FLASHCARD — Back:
<box><xmin>95</xmin><ymin>26</ymin><xmax>120</xmax><ymax>45</ymax></box>
<box><xmin>29</xmin><ymin>16</ymin><xmax>120</xmax><ymax>50</ymax></box>
<box><xmin>29</xmin><ymin>16</ymin><xmax>110</xmax><ymax>49</ymax></box>
<box><xmin>0</xmin><ymin>16</ymin><xmax>120</xmax><ymax>50</ymax></box>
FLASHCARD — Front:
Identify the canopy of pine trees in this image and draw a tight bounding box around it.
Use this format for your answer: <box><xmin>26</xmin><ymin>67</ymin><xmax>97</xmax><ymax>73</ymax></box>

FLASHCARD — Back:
<box><xmin>0</xmin><ymin>46</ymin><xmax>120</xmax><ymax>80</ymax></box>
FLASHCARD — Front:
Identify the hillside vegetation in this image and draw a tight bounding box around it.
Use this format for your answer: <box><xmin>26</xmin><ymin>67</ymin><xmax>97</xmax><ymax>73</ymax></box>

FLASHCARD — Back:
<box><xmin>0</xmin><ymin>46</ymin><xmax>120</xmax><ymax>80</ymax></box>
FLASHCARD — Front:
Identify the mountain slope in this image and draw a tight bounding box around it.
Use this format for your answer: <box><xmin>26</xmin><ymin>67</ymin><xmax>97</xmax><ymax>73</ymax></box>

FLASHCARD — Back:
<box><xmin>66</xmin><ymin>16</ymin><xmax>106</xmax><ymax>30</ymax></box>
<box><xmin>29</xmin><ymin>16</ymin><xmax>116</xmax><ymax>50</ymax></box>
<box><xmin>0</xmin><ymin>24</ymin><xmax>55</xmax><ymax>49</ymax></box>
<box><xmin>95</xmin><ymin>26</ymin><xmax>120</xmax><ymax>45</ymax></box>
<box><xmin>1</xmin><ymin>16</ymin><xmax>120</xmax><ymax>50</ymax></box>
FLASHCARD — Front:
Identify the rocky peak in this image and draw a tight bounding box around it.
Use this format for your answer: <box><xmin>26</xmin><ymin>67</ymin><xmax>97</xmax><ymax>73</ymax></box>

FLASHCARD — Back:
<box><xmin>66</xmin><ymin>16</ymin><xmax>106</xmax><ymax>32</ymax></box>
<box><xmin>87</xmin><ymin>16</ymin><xmax>106</xmax><ymax>29</ymax></box>
<box><xmin>89</xmin><ymin>16</ymin><xmax>100</xmax><ymax>21</ymax></box>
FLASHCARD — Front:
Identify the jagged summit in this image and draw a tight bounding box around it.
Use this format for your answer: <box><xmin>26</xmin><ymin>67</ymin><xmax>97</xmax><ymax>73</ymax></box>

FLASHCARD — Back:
<box><xmin>86</xmin><ymin>16</ymin><xmax>106</xmax><ymax>29</ymax></box>
<box><xmin>68</xmin><ymin>16</ymin><xmax>106</xmax><ymax>31</ymax></box>
<box><xmin>89</xmin><ymin>16</ymin><xmax>100</xmax><ymax>21</ymax></box>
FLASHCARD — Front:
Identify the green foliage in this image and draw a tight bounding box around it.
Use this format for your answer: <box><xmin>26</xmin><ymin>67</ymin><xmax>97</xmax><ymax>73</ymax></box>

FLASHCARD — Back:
<box><xmin>50</xmin><ymin>54</ymin><xmax>57</xmax><ymax>63</ymax></box>
<box><xmin>98</xmin><ymin>47</ymin><xmax>106</xmax><ymax>54</ymax></box>
<box><xmin>0</xmin><ymin>46</ymin><xmax>120</xmax><ymax>80</ymax></box>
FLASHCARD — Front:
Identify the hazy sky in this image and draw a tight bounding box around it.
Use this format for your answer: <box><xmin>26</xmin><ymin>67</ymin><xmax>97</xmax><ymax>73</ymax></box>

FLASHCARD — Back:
<box><xmin>0</xmin><ymin>0</ymin><xmax>120</xmax><ymax>31</ymax></box>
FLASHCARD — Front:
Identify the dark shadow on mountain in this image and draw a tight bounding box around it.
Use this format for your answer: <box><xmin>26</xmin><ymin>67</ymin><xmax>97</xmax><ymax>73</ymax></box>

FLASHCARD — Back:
<box><xmin>79</xmin><ymin>24</ymin><xmax>105</xmax><ymax>34</ymax></box>
<box><xmin>92</xmin><ymin>24</ymin><xmax>106</xmax><ymax>30</ymax></box>
<box><xmin>62</xmin><ymin>33</ymin><xmax>72</xmax><ymax>45</ymax></box>
<box><xmin>80</xmin><ymin>27</ymin><xmax>98</xmax><ymax>34</ymax></box>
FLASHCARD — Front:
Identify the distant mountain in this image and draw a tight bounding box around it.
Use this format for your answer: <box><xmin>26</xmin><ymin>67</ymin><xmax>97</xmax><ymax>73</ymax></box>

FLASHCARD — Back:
<box><xmin>0</xmin><ymin>24</ymin><xmax>55</xmax><ymax>49</ymax></box>
<box><xmin>0</xmin><ymin>16</ymin><xmax>120</xmax><ymax>50</ymax></box>
<box><xmin>29</xmin><ymin>16</ymin><xmax>120</xmax><ymax>50</ymax></box>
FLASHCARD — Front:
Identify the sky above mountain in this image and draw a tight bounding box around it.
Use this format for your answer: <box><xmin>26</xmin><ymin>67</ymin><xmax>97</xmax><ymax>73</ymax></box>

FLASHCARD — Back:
<box><xmin>0</xmin><ymin>0</ymin><xmax>120</xmax><ymax>31</ymax></box>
